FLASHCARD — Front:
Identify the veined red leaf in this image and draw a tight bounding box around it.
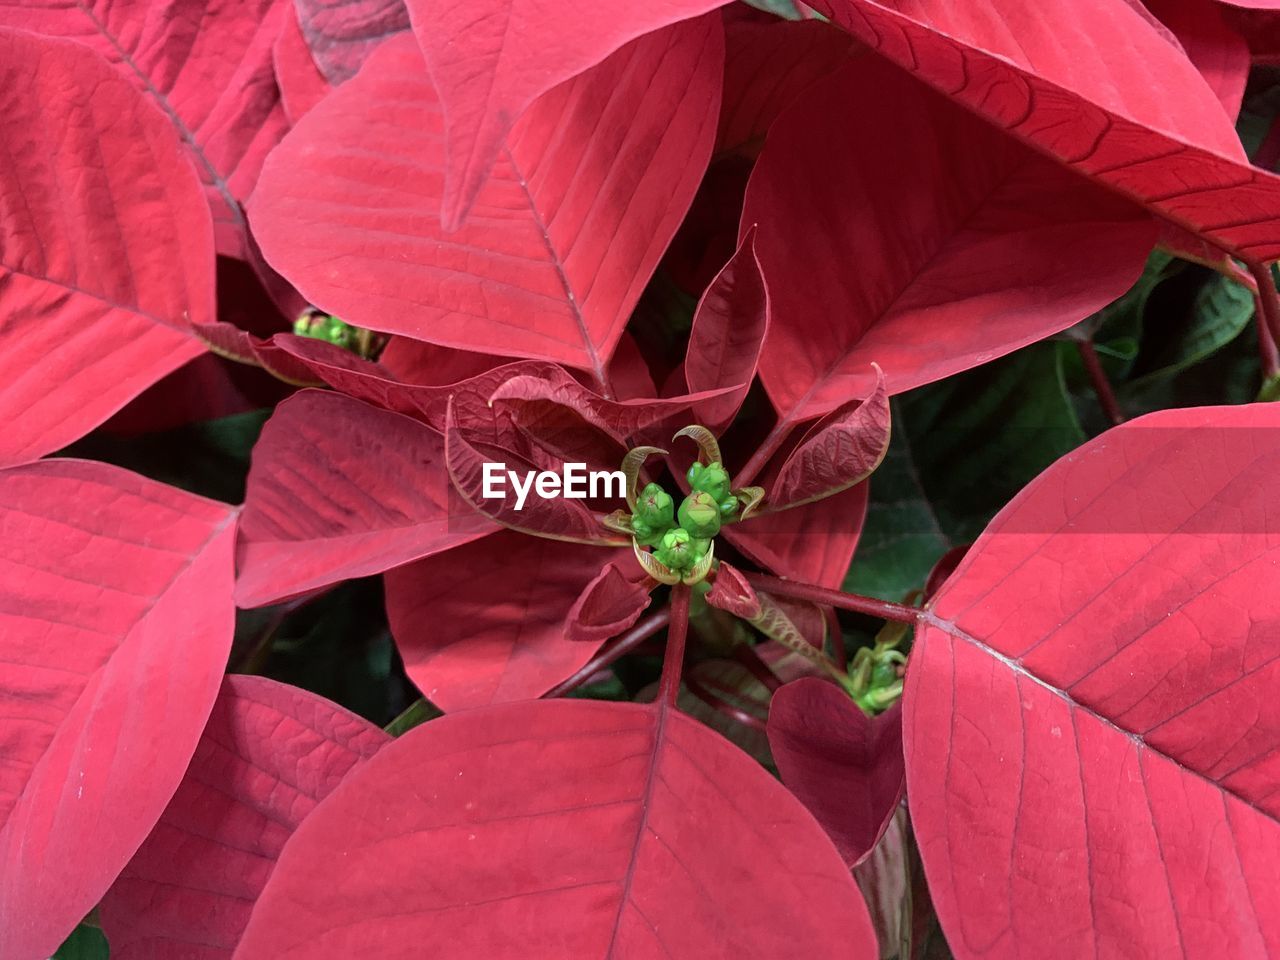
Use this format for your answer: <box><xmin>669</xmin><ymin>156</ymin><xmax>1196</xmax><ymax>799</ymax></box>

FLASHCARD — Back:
<box><xmin>0</xmin><ymin>29</ymin><xmax>214</xmax><ymax>467</ymax></box>
<box><xmin>251</xmin><ymin>22</ymin><xmax>722</xmax><ymax>381</ymax></box>
<box><xmin>232</xmin><ymin>698</ymin><xmax>877</xmax><ymax>957</ymax></box>
<box><xmin>724</xmin><ymin>483</ymin><xmax>868</xmax><ymax>587</ymax></box>
<box><xmin>606</xmin><ymin>333</ymin><xmax>659</xmax><ymax>401</ymax></box>
<box><xmin>683</xmin><ymin>229</ymin><xmax>770</xmax><ymax>434</ymax></box>
<box><xmin>718</xmin><ymin>17</ymin><xmax>854</xmax><ymax>155</ymax></box>
<box><xmin>385</xmin><ymin>536</ymin><xmax>622</xmax><ymax>709</ymax></box>
<box><xmin>378</xmin><ymin>337</ymin><xmax>513</xmax><ymax>386</ymax></box>
<box><xmin>568</xmin><ymin>560</ymin><xmax>654</xmax><ymax>642</ymax></box>
<box><xmin>743</xmin><ymin>57</ymin><xmax>1155</xmax><ymax>423</ymax></box>
<box><xmin>0</xmin><ymin>461</ymin><xmax>235</xmax><ymax>960</ymax></box>
<box><xmin>194</xmin><ymin>322</ymin><xmax>326</xmax><ymax>387</ymax></box>
<box><xmin>1144</xmin><ymin>0</ymin><xmax>1250</xmax><ymax>119</ymax></box>
<box><xmin>294</xmin><ymin>0</ymin><xmax>410</xmax><ymax>82</ymax></box>
<box><xmin>768</xmin><ymin>679</ymin><xmax>904</xmax><ymax>866</ymax></box>
<box><xmin>907</xmin><ymin>403</ymin><xmax>1280</xmax><ymax>957</ymax></box>
<box><xmin>403</xmin><ymin>0</ymin><xmax>730</xmax><ymax>228</ymax></box>
<box><xmin>274</xmin><ymin>6</ymin><xmax>332</xmax><ymax>123</ymax></box>
<box><xmin>236</xmin><ymin>390</ymin><xmax>495</xmax><ymax>608</ymax></box>
<box><xmin>0</xmin><ymin>0</ymin><xmax>291</xmax><ymax>256</ymax></box>
<box><xmin>822</xmin><ymin>0</ymin><xmax>1280</xmax><ymax>263</ymax></box>
<box><xmin>445</xmin><ymin>399</ymin><xmax>626</xmax><ymax>545</ymax></box>
<box><xmin>98</xmin><ymin>676</ymin><xmax>388</xmax><ymax>959</ymax></box>
<box><xmin>766</xmin><ymin>369</ymin><xmax>891</xmax><ymax>512</ymax></box>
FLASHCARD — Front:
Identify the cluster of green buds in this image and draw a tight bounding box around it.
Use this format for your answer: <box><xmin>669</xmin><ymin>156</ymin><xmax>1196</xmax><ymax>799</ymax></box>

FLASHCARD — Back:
<box><xmin>846</xmin><ymin>620</ymin><xmax>908</xmax><ymax>714</ymax></box>
<box><xmin>607</xmin><ymin>426</ymin><xmax>765</xmax><ymax>587</ymax></box>
<box><xmin>294</xmin><ymin>311</ymin><xmax>356</xmax><ymax>348</ymax></box>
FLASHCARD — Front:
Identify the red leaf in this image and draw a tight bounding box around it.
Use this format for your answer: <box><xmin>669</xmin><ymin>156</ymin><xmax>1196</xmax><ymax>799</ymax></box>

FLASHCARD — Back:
<box><xmin>99</xmin><ymin>676</ymin><xmax>388</xmax><ymax>959</ymax></box>
<box><xmin>251</xmin><ymin>23</ymin><xmax>722</xmax><ymax>381</ymax></box>
<box><xmin>0</xmin><ymin>29</ymin><xmax>214</xmax><ymax>467</ymax></box>
<box><xmin>1145</xmin><ymin>0</ymin><xmax>1250</xmax><ymax>119</ymax></box>
<box><xmin>724</xmin><ymin>483</ymin><xmax>868</xmax><ymax>587</ymax></box>
<box><xmin>705</xmin><ymin>560</ymin><xmax>762</xmax><ymax>619</ymax></box>
<box><xmin>743</xmin><ymin>56</ymin><xmax>1155</xmax><ymax>424</ymax></box>
<box><xmin>194</xmin><ymin>322</ymin><xmax>326</xmax><ymax>387</ymax></box>
<box><xmin>768</xmin><ymin>679</ymin><xmax>904</xmax><ymax>866</ymax></box>
<box><xmin>683</xmin><ymin>228</ymin><xmax>770</xmax><ymax>434</ymax></box>
<box><xmin>404</xmin><ymin>0</ymin><xmax>730</xmax><ymax>228</ymax></box>
<box><xmin>906</xmin><ymin>403</ymin><xmax>1280</xmax><ymax>957</ymax></box>
<box><xmin>379</xmin><ymin>337</ymin><xmax>514</xmax><ymax>386</ymax></box>
<box><xmin>767</xmin><ymin>368</ymin><xmax>891</xmax><ymax>512</ymax></box>
<box><xmin>0</xmin><ymin>1</ymin><xmax>291</xmax><ymax>256</ymax></box>
<box><xmin>385</xmin><ymin>535</ymin><xmax>623</xmax><ymax>708</ymax></box>
<box><xmin>718</xmin><ymin>17</ymin><xmax>854</xmax><ymax>156</ymax></box>
<box><xmin>568</xmin><ymin>561</ymin><xmax>654</xmax><ymax>642</ymax></box>
<box><xmin>232</xmin><ymin>698</ymin><xmax>878</xmax><ymax>957</ymax></box>
<box><xmin>294</xmin><ymin>0</ymin><xmax>410</xmax><ymax>82</ymax></box>
<box><xmin>823</xmin><ymin>0</ymin><xmax>1280</xmax><ymax>263</ymax></box>
<box><xmin>274</xmin><ymin>6</ymin><xmax>333</xmax><ymax>123</ymax></box>
<box><xmin>237</xmin><ymin>390</ymin><xmax>495</xmax><ymax>607</ymax></box>
<box><xmin>0</xmin><ymin>461</ymin><xmax>235</xmax><ymax>959</ymax></box>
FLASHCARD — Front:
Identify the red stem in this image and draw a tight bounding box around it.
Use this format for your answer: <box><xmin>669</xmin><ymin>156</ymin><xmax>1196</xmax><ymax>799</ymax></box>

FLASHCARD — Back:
<box><xmin>1076</xmin><ymin>339</ymin><xmax>1125</xmax><ymax>426</ymax></box>
<box><xmin>658</xmin><ymin>584</ymin><xmax>692</xmax><ymax>707</ymax></box>
<box><xmin>742</xmin><ymin>571</ymin><xmax>921</xmax><ymax>624</ymax></box>
<box><xmin>731</xmin><ymin>644</ymin><xmax>783</xmax><ymax>693</ymax></box>
<box><xmin>684</xmin><ymin>675</ymin><xmax>768</xmax><ymax>732</ymax></box>
<box><xmin>542</xmin><ymin>607</ymin><xmax>671</xmax><ymax>698</ymax></box>
<box><xmin>1248</xmin><ymin>261</ymin><xmax>1280</xmax><ymax>375</ymax></box>
<box><xmin>735</xmin><ymin>416</ymin><xmax>796</xmax><ymax>487</ymax></box>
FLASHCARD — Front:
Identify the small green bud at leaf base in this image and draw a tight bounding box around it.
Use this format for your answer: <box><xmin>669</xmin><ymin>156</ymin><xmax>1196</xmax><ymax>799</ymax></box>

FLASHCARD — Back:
<box><xmin>719</xmin><ymin>496</ymin><xmax>738</xmax><ymax>518</ymax></box>
<box><xmin>678</xmin><ymin>491</ymin><xmax>721</xmax><ymax>538</ymax></box>
<box><xmin>655</xmin><ymin>528</ymin><xmax>709</xmax><ymax>572</ymax></box>
<box><xmin>636</xmin><ymin>483</ymin><xmax>675</xmax><ymax>528</ymax></box>
<box><xmin>692</xmin><ymin>461</ymin><xmax>731</xmax><ymax>502</ymax></box>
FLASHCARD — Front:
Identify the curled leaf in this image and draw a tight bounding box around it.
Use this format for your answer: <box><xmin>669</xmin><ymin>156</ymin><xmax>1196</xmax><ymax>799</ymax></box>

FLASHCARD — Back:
<box><xmin>633</xmin><ymin>540</ymin><xmax>682</xmax><ymax>586</ymax></box>
<box><xmin>622</xmin><ymin>446</ymin><xmax>668</xmax><ymax>511</ymax></box>
<box><xmin>673</xmin><ymin>424</ymin><xmax>723</xmax><ymax>465</ymax></box>
<box><xmin>735</xmin><ymin>485</ymin><xmax>767</xmax><ymax>520</ymax></box>
<box><xmin>567</xmin><ymin>562</ymin><xmax>654</xmax><ymax>643</ymax></box>
<box><xmin>705</xmin><ymin>560</ymin><xmax>763</xmax><ymax>619</ymax></box>
<box><xmin>682</xmin><ymin>539</ymin><xmax>716</xmax><ymax>585</ymax></box>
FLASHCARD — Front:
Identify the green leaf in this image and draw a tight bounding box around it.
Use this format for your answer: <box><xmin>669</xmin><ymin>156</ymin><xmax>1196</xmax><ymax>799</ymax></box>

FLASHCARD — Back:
<box><xmin>383</xmin><ymin>697</ymin><xmax>443</xmax><ymax>736</ymax></box>
<box><xmin>53</xmin><ymin>922</ymin><xmax>108</xmax><ymax>960</ymax></box>
<box><xmin>1125</xmin><ymin>271</ymin><xmax>1254</xmax><ymax>387</ymax></box>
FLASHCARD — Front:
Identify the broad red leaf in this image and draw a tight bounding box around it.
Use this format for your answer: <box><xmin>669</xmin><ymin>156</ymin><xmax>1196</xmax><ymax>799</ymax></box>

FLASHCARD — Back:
<box><xmin>237</xmin><ymin>390</ymin><xmax>495</xmax><ymax>607</ymax></box>
<box><xmin>718</xmin><ymin>17</ymin><xmax>854</xmax><ymax>155</ymax></box>
<box><xmin>822</xmin><ymin>0</ymin><xmax>1280</xmax><ymax>263</ymax></box>
<box><xmin>232</xmin><ymin>698</ymin><xmax>877</xmax><ymax>957</ymax></box>
<box><xmin>379</xmin><ymin>337</ymin><xmax>513</xmax><ymax>386</ymax></box>
<box><xmin>606</xmin><ymin>333</ymin><xmax>660</xmax><ymax>401</ymax></box>
<box><xmin>385</xmin><ymin>535</ymin><xmax>623</xmax><ymax>709</ymax></box>
<box><xmin>0</xmin><ymin>0</ymin><xmax>291</xmax><ymax>256</ymax></box>
<box><xmin>767</xmin><ymin>369</ymin><xmax>891</xmax><ymax>512</ymax></box>
<box><xmin>683</xmin><ymin>229</ymin><xmax>770</xmax><ymax>434</ymax></box>
<box><xmin>99</xmin><ymin>676</ymin><xmax>388</xmax><ymax>959</ymax></box>
<box><xmin>294</xmin><ymin>0</ymin><xmax>410</xmax><ymax>82</ymax></box>
<box><xmin>906</xmin><ymin>403</ymin><xmax>1280</xmax><ymax>957</ymax></box>
<box><xmin>724</xmin><ymin>482</ymin><xmax>869</xmax><ymax>587</ymax></box>
<box><xmin>768</xmin><ymin>679</ymin><xmax>904</xmax><ymax>866</ymax></box>
<box><xmin>1145</xmin><ymin>0</ymin><xmax>1250</xmax><ymax>118</ymax></box>
<box><xmin>0</xmin><ymin>29</ymin><xmax>214</xmax><ymax>467</ymax></box>
<box><xmin>403</xmin><ymin>0</ymin><xmax>731</xmax><ymax>228</ymax></box>
<box><xmin>0</xmin><ymin>461</ymin><xmax>235</xmax><ymax>960</ymax></box>
<box><xmin>251</xmin><ymin>22</ymin><xmax>722</xmax><ymax>381</ymax></box>
<box><xmin>743</xmin><ymin>56</ymin><xmax>1155</xmax><ymax>423</ymax></box>
<box><xmin>274</xmin><ymin>6</ymin><xmax>332</xmax><ymax>122</ymax></box>
<box><xmin>567</xmin><ymin>561</ymin><xmax>654</xmax><ymax>642</ymax></box>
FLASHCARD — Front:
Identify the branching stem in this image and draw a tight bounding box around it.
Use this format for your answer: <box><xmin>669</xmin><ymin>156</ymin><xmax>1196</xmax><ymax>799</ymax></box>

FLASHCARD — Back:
<box><xmin>543</xmin><ymin>607</ymin><xmax>671</xmax><ymax>698</ymax></box>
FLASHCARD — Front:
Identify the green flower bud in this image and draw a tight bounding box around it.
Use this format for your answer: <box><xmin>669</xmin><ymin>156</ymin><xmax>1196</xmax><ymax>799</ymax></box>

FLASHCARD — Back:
<box><xmin>677</xmin><ymin>491</ymin><xmax>721</xmax><ymax>538</ymax></box>
<box><xmin>686</xmin><ymin>462</ymin><xmax>704</xmax><ymax>487</ymax></box>
<box><xmin>719</xmin><ymin>496</ymin><xmax>738</xmax><ymax>518</ymax></box>
<box><xmin>630</xmin><ymin>516</ymin><xmax>667</xmax><ymax>548</ymax></box>
<box><xmin>655</xmin><ymin>527</ymin><xmax>707</xmax><ymax>572</ymax></box>
<box><xmin>293</xmin><ymin>315</ymin><xmax>312</xmax><ymax>336</ymax></box>
<box><xmin>692</xmin><ymin>461</ymin><xmax>731</xmax><ymax>502</ymax></box>
<box><xmin>635</xmin><ymin>483</ymin><xmax>675</xmax><ymax>528</ymax></box>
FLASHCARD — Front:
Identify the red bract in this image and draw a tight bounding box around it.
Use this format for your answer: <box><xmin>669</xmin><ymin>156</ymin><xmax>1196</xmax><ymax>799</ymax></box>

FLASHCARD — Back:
<box><xmin>98</xmin><ymin>676</ymin><xmax>389</xmax><ymax>958</ymax></box>
<box><xmin>0</xmin><ymin>461</ymin><xmax>235</xmax><ymax>960</ymax></box>
<box><xmin>232</xmin><ymin>698</ymin><xmax>879</xmax><ymax>958</ymax></box>
<box><xmin>907</xmin><ymin>403</ymin><xmax>1280</xmax><ymax>957</ymax></box>
<box><xmin>0</xmin><ymin>28</ymin><xmax>214</xmax><ymax>467</ymax></box>
<box><xmin>293</xmin><ymin>0</ymin><xmax>410</xmax><ymax>82</ymax></box>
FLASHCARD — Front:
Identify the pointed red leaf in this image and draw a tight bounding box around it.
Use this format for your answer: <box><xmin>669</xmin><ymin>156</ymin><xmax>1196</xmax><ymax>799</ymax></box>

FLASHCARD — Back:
<box><xmin>768</xmin><ymin>679</ymin><xmax>904</xmax><ymax>866</ymax></box>
<box><xmin>1145</xmin><ymin>0</ymin><xmax>1250</xmax><ymax>119</ymax></box>
<box><xmin>194</xmin><ymin>322</ymin><xmax>326</xmax><ymax>387</ymax></box>
<box><xmin>251</xmin><ymin>22</ymin><xmax>722</xmax><ymax>380</ymax></box>
<box><xmin>232</xmin><ymin>698</ymin><xmax>878</xmax><ymax>957</ymax></box>
<box><xmin>0</xmin><ymin>461</ymin><xmax>235</xmax><ymax>960</ymax></box>
<box><xmin>907</xmin><ymin>403</ymin><xmax>1280</xmax><ymax>957</ymax></box>
<box><xmin>683</xmin><ymin>229</ymin><xmax>770</xmax><ymax>434</ymax></box>
<box><xmin>385</xmin><ymin>535</ymin><xmax>623</xmax><ymax>708</ymax></box>
<box><xmin>274</xmin><ymin>7</ymin><xmax>333</xmax><ymax>123</ymax></box>
<box><xmin>767</xmin><ymin>369</ymin><xmax>891</xmax><ymax>512</ymax></box>
<box><xmin>725</xmin><ymin>482</ymin><xmax>868</xmax><ymax>587</ymax></box>
<box><xmin>379</xmin><ymin>337</ymin><xmax>513</xmax><ymax>385</ymax></box>
<box><xmin>99</xmin><ymin>676</ymin><xmax>388</xmax><ymax>959</ymax></box>
<box><xmin>743</xmin><ymin>56</ymin><xmax>1155</xmax><ymax>424</ymax></box>
<box><xmin>705</xmin><ymin>560</ymin><xmax>762</xmax><ymax>619</ymax></box>
<box><xmin>823</xmin><ymin>0</ymin><xmax>1280</xmax><ymax>262</ymax></box>
<box><xmin>403</xmin><ymin>0</ymin><xmax>730</xmax><ymax>228</ymax></box>
<box><xmin>568</xmin><ymin>561</ymin><xmax>654</xmax><ymax>642</ymax></box>
<box><xmin>294</xmin><ymin>0</ymin><xmax>410</xmax><ymax>82</ymax></box>
<box><xmin>0</xmin><ymin>29</ymin><xmax>214</xmax><ymax>467</ymax></box>
<box><xmin>0</xmin><ymin>1</ymin><xmax>291</xmax><ymax>256</ymax></box>
<box><xmin>237</xmin><ymin>390</ymin><xmax>495</xmax><ymax>607</ymax></box>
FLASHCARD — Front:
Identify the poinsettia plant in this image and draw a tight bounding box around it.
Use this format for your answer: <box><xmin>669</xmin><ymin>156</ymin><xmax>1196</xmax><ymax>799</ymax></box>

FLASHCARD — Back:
<box><xmin>3</xmin><ymin>0</ymin><xmax>1280</xmax><ymax>958</ymax></box>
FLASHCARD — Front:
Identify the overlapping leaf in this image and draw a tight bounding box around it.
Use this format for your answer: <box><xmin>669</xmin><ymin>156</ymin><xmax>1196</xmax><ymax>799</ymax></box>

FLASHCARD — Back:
<box><xmin>274</xmin><ymin>7</ymin><xmax>332</xmax><ymax>122</ymax></box>
<box><xmin>251</xmin><ymin>22</ymin><xmax>723</xmax><ymax>381</ymax></box>
<box><xmin>0</xmin><ymin>461</ymin><xmax>235</xmax><ymax>960</ymax></box>
<box><xmin>907</xmin><ymin>403</ymin><xmax>1280</xmax><ymax>957</ymax></box>
<box><xmin>294</xmin><ymin>0</ymin><xmax>410</xmax><ymax>82</ymax></box>
<box><xmin>724</xmin><ymin>483</ymin><xmax>869</xmax><ymax>587</ymax></box>
<box><xmin>0</xmin><ymin>29</ymin><xmax>215</xmax><ymax>467</ymax></box>
<box><xmin>232</xmin><ymin>698</ymin><xmax>878</xmax><ymax>957</ymax></box>
<box><xmin>98</xmin><ymin>676</ymin><xmax>388</xmax><ymax>959</ymax></box>
<box><xmin>1144</xmin><ymin>0</ymin><xmax>1250</xmax><ymax>118</ymax></box>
